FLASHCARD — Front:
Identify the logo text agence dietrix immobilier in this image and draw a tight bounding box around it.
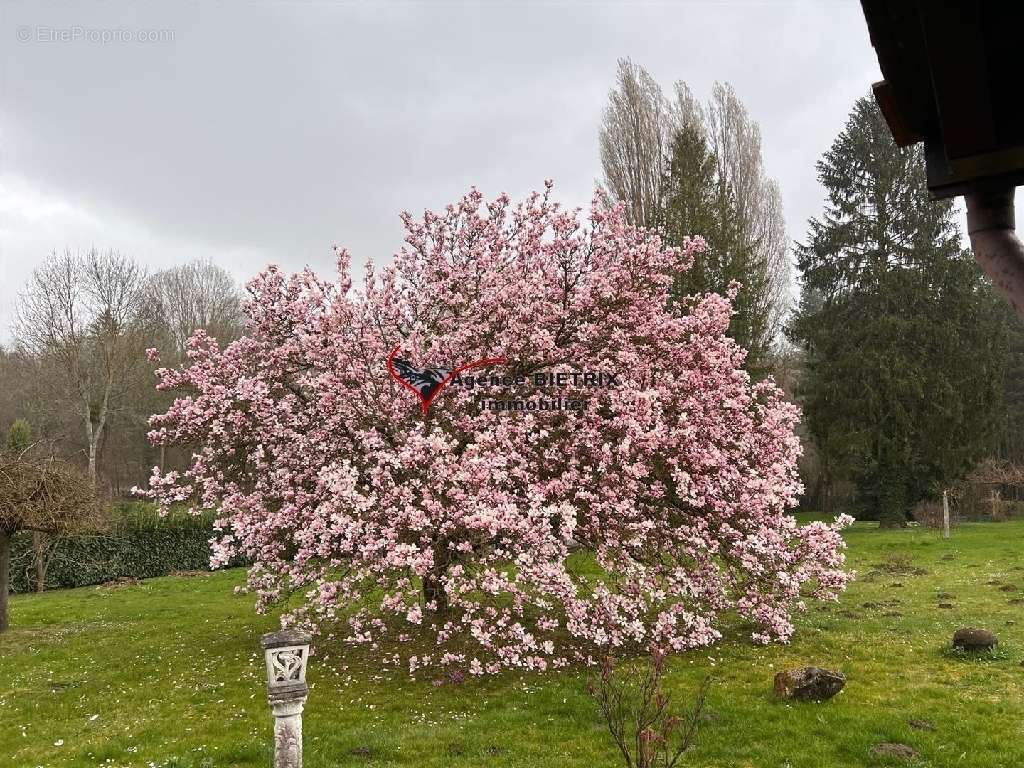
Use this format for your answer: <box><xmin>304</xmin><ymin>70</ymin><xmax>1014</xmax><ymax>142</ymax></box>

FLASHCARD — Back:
<box><xmin>387</xmin><ymin>347</ymin><xmax>619</xmax><ymax>416</ymax></box>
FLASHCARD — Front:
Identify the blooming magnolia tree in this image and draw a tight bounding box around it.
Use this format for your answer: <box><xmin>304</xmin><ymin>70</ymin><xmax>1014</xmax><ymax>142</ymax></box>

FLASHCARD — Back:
<box><xmin>143</xmin><ymin>183</ymin><xmax>852</xmax><ymax>675</ymax></box>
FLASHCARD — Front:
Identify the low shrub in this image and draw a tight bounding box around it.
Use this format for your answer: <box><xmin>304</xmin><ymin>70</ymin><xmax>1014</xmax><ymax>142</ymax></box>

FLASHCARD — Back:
<box><xmin>587</xmin><ymin>649</ymin><xmax>711</xmax><ymax>768</ymax></box>
<box><xmin>8</xmin><ymin>501</ymin><xmax>241</xmax><ymax>593</ymax></box>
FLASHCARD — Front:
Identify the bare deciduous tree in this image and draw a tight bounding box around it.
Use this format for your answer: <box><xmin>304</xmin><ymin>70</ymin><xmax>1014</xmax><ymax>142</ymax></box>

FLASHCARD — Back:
<box><xmin>148</xmin><ymin>261</ymin><xmax>245</xmax><ymax>361</ymax></box>
<box><xmin>705</xmin><ymin>82</ymin><xmax>791</xmax><ymax>348</ymax></box>
<box><xmin>599</xmin><ymin>58</ymin><xmax>677</xmax><ymax>228</ymax></box>
<box><xmin>15</xmin><ymin>249</ymin><xmax>151</xmax><ymax>483</ymax></box>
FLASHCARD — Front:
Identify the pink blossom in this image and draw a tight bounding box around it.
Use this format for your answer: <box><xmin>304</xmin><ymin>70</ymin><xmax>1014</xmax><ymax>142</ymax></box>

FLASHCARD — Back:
<box><xmin>142</xmin><ymin>185</ymin><xmax>851</xmax><ymax>674</ymax></box>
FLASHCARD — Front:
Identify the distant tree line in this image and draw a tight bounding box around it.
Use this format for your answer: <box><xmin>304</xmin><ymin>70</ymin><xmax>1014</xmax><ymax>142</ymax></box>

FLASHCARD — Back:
<box><xmin>0</xmin><ymin>252</ymin><xmax>245</xmax><ymax>494</ymax></box>
<box><xmin>0</xmin><ymin>254</ymin><xmax>243</xmax><ymax>621</ymax></box>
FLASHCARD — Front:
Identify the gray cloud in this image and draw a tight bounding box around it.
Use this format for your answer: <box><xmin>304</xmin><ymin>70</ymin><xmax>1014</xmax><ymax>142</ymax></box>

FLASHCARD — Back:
<box><xmin>1</xmin><ymin>0</ymin><xmax>957</xmax><ymax>340</ymax></box>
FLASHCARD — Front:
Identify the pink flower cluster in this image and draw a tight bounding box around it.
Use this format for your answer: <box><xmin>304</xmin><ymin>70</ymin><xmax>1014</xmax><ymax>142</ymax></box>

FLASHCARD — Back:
<box><xmin>142</xmin><ymin>184</ymin><xmax>852</xmax><ymax>674</ymax></box>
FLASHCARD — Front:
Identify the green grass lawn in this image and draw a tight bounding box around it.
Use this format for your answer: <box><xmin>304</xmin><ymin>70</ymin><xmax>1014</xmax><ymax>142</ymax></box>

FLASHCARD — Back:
<box><xmin>2</xmin><ymin>519</ymin><xmax>1023</xmax><ymax>768</ymax></box>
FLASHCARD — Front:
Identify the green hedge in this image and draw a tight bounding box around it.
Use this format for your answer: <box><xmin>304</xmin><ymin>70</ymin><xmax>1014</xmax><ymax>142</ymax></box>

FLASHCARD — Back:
<box><xmin>9</xmin><ymin>502</ymin><xmax>243</xmax><ymax>594</ymax></box>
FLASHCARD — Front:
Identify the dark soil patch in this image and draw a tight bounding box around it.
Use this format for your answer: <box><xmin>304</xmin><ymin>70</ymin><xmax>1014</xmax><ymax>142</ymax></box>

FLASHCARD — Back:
<box><xmin>874</xmin><ymin>553</ymin><xmax>928</xmax><ymax>576</ymax></box>
<box><xmin>870</xmin><ymin>742</ymin><xmax>919</xmax><ymax>760</ymax></box>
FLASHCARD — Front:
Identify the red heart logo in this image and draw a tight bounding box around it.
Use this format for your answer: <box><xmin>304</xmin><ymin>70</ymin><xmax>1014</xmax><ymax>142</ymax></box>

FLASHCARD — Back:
<box><xmin>387</xmin><ymin>346</ymin><xmax>507</xmax><ymax>415</ymax></box>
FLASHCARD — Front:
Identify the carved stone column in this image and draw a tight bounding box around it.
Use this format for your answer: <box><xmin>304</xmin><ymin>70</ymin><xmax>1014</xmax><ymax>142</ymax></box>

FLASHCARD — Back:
<box><xmin>269</xmin><ymin>693</ymin><xmax>306</xmax><ymax>768</ymax></box>
<box><xmin>261</xmin><ymin>629</ymin><xmax>312</xmax><ymax>768</ymax></box>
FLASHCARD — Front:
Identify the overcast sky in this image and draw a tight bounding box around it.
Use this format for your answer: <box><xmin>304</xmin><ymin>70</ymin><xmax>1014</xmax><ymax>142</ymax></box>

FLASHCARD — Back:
<box><xmin>0</xmin><ymin>0</ymin><xmax>944</xmax><ymax>341</ymax></box>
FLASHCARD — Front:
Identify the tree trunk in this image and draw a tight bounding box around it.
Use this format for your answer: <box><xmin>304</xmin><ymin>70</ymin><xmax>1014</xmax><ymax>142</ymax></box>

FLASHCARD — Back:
<box><xmin>33</xmin><ymin>532</ymin><xmax>45</xmax><ymax>592</ymax></box>
<box><xmin>0</xmin><ymin>530</ymin><xmax>11</xmax><ymax>633</ymax></box>
<box><xmin>87</xmin><ymin>439</ymin><xmax>98</xmax><ymax>485</ymax></box>
<box><xmin>423</xmin><ymin>572</ymin><xmax>449</xmax><ymax>617</ymax></box>
<box><xmin>84</xmin><ymin>388</ymin><xmax>109</xmax><ymax>486</ymax></box>
<box><xmin>815</xmin><ymin>470</ymin><xmax>835</xmax><ymax>514</ymax></box>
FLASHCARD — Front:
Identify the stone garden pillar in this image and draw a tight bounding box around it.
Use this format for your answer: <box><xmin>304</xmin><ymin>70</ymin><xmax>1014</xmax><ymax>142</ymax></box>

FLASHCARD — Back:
<box><xmin>261</xmin><ymin>629</ymin><xmax>312</xmax><ymax>768</ymax></box>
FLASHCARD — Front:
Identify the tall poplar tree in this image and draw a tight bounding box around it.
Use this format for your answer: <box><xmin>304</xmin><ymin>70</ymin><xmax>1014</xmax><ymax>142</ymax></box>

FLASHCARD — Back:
<box><xmin>790</xmin><ymin>96</ymin><xmax>1006</xmax><ymax>525</ymax></box>
<box><xmin>599</xmin><ymin>64</ymin><xmax>790</xmax><ymax>372</ymax></box>
<box><xmin>661</xmin><ymin>121</ymin><xmax>766</xmax><ymax>369</ymax></box>
<box><xmin>657</xmin><ymin>83</ymin><xmax>788</xmax><ymax>373</ymax></box>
